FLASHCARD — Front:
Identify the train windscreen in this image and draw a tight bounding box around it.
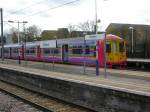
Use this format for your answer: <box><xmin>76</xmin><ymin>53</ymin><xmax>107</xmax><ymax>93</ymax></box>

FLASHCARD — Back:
<box><xmin>119</xmin><ymin>42</ymin><xmax>124</xmax><ymax>52</ymax></box>
<box><xmin>106</xmin><ymin>42</ymin><xmax>111</xmax><ymax>53</ymax></box>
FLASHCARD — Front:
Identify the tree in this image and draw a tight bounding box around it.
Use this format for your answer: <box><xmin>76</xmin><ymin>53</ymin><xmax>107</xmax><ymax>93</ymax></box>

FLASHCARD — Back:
<box><xmin>26</xmin><ymin>25</ymin><xmax>41</xmax><ymax>42</ymax></box>
<box><xmin>57</xmin><ymin>28</ymin><xmax>69</xmax><ymax>39</ymax></box>
<box><xmin>41</xmin><ymin>30</ymin><xmax>57</xmax><ymax>40</ymax></box>
<box><xmin>77</xmin><ymin>20</ymin><xmax>95</xmax><ymax>33</ymax></box>
<box><xmin>67</xmin><ymin>24</ymin><xmax>77</xmax><ymax>33</ymax></box>
<box><xmin>0</xmin><ymin>36</ymin><xmax>6</xmax><ymax>44</ymax></box>
<box><xmin>66</xmin><ymin>21</ymin><xmax>96</xmax><ymax>38</ymax></box>
<box><xmin>8</xmin><ymin>27</ymin><xmax>18</xmax><ymax>43</ymax></box>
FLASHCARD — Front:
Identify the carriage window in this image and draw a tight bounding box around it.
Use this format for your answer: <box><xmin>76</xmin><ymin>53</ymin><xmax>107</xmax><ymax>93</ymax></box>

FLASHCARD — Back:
<box><xmin>78</xmin><ymin>46</ymin><xmax>82</xmax><ymax>48</ymax></box>
<box><xmin>72</xmin><ymin>48</ymin><xmax>82</xmax><ymax>54</ymax></box>
<box><xmin>53</xmin><ymin>49</ymin><xmax>59</xmax><ymax>54</ymax></box>
<box><xmin>85</xmin><ymin>46</ymin><xmax>90</xmax><ymax>54</ymax></box>
<box><xmin>25</xmin><ymin>49</ymin><xmax>30</xmax><ymax>54</ymax></box>
<box><xmin>30</xmin><ymin>48</ymin><xmax>35</xmax><ymax>54</ymax></box>
<box><xmin>4</xmin><ymin>48</ymin><xmax>9</xmax><ymax>53</ymax></box>
<box><xmin>12</xmin><ymin>48</ymin><xmax>18</xmax><ymax>53</ymax></box>
<box><xmin>119</xmin><ymin>42</ymin><xmax>124</xmax><ymax>52</ymax></box>
<box><xmin>26</xmin><ymin>47</ymin><xmax>35</xmax><ymax>54</ymax></box>
<box><xmin>94</xmin><ymin>46</ymin><xmax>96</xmax><ymax>56</ymax></box>
<box><xmin>43</xmin><ymin>48</ymin><xmax>50</xmax><ymax>54</ymax></box>
<box><xmin>106</xmin><ymin>42</ymin><xmax>111</xmax><ymax>53</ymax></box>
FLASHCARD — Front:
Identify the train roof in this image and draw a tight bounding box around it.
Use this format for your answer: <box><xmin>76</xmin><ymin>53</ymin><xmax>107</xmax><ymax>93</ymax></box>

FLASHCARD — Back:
<box><xmin>2</xmin><ymin>34</ymin><xmax>123</xmax><ymax>48</ymax></box>
<box><xmin>106</xmin><ymin>34</ymin><xmax>123</xmax><ymax>40</ymax></box>
<box><xmin>25</xmin><ymin>41</ymin><xmax>40</xmax><ymax>46</ymax></box>
<box><xmin>40</xmin><ymin>40</ymin><xmax>56</xmax><ymax>48</ymax></box>
<box><xmin>4</xmin><ymin>43</ymin><xmax>21</xmax><ymax>48</ymax></box>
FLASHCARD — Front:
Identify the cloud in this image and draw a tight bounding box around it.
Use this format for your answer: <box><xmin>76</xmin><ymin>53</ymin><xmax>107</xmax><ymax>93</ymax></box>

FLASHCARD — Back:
<box><xmin>2</xmin><ymin>0</ymin><xmax>150</xmax><ymax>33</ymax></box>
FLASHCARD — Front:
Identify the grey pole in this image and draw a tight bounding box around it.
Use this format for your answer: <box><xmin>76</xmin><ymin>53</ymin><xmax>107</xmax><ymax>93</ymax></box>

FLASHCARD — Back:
<box><xmin>128</xmin><ymin>27</ymin><xmax>134</xmax><ymax>55</ymax></box>
<box><xmin>104</xmin><ymin>32</ymin><xmax>107</xmax><ymax>78</ymax></box>
<box><xmin>131</xmin><ymin>28</ymin><xmax>134</xmax><ymax>54</ymax></box>
<box><xmin>17</xmin><ymin>21</ymin><xmax>20</xmax><ymax>44</ymax></box>
<box><xmin>0</xmin><ymin>8</ymin><xmax>4</xmax><ymax>61</ymax></box>
<box><xmin>83</xmin><ymin>32</ymin><xmax>87</xmax><ymax>75</ymax></box>
<box><xmin>83</xmin><ymin>35</ymin><xmax>86</xmax><ymax>74</ymax></box>
<box><xmin>95</xmin><ymin>0</ymin><xmax>97</xmax><ymax>34</ymax></box>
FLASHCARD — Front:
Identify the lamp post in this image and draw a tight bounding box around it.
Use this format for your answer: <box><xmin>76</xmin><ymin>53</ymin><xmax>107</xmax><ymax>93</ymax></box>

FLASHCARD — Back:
<box><xmin>8</xmin><ymin>20</ymin><xmax>28</xmax><ymax>44</ymax></box>
<box><xmin>54</xmin><ymin>36</ymin><xmax>57</xmax><ymax>48</ymax></box>
<box><xmin>8</xmin><ymin>20</ymin><xmax>28</xmax><ymax>64</ymax></box>
<box><xmin>0</xmin><ymin>8</ymin><xmax>4</xmax><ymax>61</ymax></box>
<box><xmin>128</xmin><ymin>27</ymin><xmax>134</xmax><ymax>55</ymax></box>
<box><xmin>95</xmin><ymin>0</ymin><xmax>98</xmax><ymax>34</ymax></box>
<box><xmin>83</xmin><ymin>32</ymin><xmax>87</xmax><ymax>74</ymax></box>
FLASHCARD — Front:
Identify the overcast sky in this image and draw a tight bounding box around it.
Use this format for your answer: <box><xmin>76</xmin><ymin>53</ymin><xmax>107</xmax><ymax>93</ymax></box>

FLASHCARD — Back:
<box><xmin>1</xmin><ymin>0</ymin><xmax>150</xmax><ymax>33</ymax></box>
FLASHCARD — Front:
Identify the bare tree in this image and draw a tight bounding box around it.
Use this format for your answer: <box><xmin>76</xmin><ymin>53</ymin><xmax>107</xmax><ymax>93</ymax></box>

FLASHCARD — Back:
<box><xmin>77</xmin><ymin>20</ymin><xmax>95</xmax><ymax>32</ymax></box>
<box><xmin>26</xmin><ymin>25</ymin><xmax>41</xmax><ymax>42</ymax></box>
<box><xmin>9</xmin><ymin>27</ymin><xmax>18</xmax><ymax>43</ymax></box>
<box><xmin>67</xmin><ymin>24</ymin><xmax>77</xmax><ymax>33</ymax></box>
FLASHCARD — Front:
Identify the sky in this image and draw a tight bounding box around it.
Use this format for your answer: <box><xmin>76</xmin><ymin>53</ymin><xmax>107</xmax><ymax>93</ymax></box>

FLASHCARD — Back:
<box><xmin>1</xmin><ymin>0</ymin><xmax>150</xmax><ymax>33</ymax></box>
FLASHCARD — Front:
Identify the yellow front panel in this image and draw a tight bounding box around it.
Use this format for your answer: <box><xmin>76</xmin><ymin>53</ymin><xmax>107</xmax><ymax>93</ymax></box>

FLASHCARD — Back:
<box><xmin>106</xmin><ymin>40</ymin><xmax>127</xmax><ymax>64</ymax></box>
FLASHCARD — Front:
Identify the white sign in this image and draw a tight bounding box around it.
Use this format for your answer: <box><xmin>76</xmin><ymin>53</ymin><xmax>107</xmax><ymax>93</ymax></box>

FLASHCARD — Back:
<box><xmin>85</xmin><ymin>33</ymin><xmax>105</xmax><ymax>40</ymax></box>
<box><xmin>40</xmin><ymin>40</ymin><xmax>56</xmax><ymax>48</ymax></box>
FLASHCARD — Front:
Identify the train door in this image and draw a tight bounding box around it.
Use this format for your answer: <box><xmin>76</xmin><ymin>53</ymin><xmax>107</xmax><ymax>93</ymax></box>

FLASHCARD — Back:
<box><xmin>62</xmin><ymin>44</ymin><xmax>68</xmax><ymax>62</ymax></box>
<box><xmin>0</xmin><ymin>47</ymin><xmax>1</xmax><ymax>58</ymax></box>
<box><xmin>112</xmin><ymin>41</ymin><xmax>119</xmax><ymax>63</ymax></box>
<box><xmin>37</xmin><ymin>45</ymin><xmax>41</xmax><ymax>60</ymax></box>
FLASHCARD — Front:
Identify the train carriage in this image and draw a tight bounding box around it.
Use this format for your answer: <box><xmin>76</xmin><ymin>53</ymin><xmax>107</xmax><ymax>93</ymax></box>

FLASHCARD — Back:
<box><xmin>0</xmin><ymin>34</ymin><xmax>126</xmax><ymax>68</ymax></box>
<box><xmin>57</xmin><ymin>37</ymin><xmax>97</xmax><ymax>65</ymax></box>
<box><xmin>40</xmin><ymin>40</ymin><xmax>62</xmax><ymax>62</ymax></box>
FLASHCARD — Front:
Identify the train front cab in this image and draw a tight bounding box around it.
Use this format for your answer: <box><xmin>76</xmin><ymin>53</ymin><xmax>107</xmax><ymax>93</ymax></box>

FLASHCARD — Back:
<box><xmin>105</xmin><ymin>37</ymin><xmax>126</xmax><ymax>68</ymax></box>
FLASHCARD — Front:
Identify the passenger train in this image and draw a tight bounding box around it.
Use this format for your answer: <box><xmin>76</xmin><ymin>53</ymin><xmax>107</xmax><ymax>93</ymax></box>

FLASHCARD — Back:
<box><xmin>0</xmin><ymin>34</ymin><xmax>127</xmax><ymax>68</ymax></box>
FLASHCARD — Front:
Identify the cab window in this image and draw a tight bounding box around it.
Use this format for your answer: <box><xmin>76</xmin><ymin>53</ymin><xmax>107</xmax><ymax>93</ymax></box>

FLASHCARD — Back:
<box><xmin>106</xmin><ymin>42</ymin><xmax>111</xmax><ymax>53</ymax></box>
<box><xmin>119</xmin><ymin>42</ymin><xmax>124</xmax><ymax>52</ymax></box>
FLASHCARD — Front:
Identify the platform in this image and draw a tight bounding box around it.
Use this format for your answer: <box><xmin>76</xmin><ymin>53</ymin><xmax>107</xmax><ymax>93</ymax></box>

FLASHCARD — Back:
<box><xmin>0</xmin><ymin>63</ymin><xmax>150</xmax><ymax>112</ymax></box>
<box><xmin>0</xmin><ymin>59</ymin><xmax>150</xmax><ymax>81</ymax></box>
<box><xmin>127</xmin><ymin>58</ymin><xmax>150</xmax><ymax>63</ymax></box>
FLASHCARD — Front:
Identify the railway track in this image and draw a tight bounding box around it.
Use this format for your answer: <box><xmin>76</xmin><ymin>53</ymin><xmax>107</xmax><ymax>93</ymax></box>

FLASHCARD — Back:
<box><xmin>0</xmin><ymin>91</ymin><xmax>42</xmax><ymax>112</ymax></box>
<box><xmin>0</xmin><ymin>80</ymin><xmax>94</xmax><ymax>112</ymax></box>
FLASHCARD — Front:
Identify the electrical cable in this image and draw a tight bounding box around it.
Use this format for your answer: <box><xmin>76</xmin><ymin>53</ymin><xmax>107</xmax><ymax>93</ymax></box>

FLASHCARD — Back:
<box><xmin>21</xmin><ymin>0</ymin><xmax>80</xmax><ymax>19</ymax></box>
<box><xmin>4</xmin><ymin>0</ymin><xmax>47</xmax><ymax>19</ymax></box>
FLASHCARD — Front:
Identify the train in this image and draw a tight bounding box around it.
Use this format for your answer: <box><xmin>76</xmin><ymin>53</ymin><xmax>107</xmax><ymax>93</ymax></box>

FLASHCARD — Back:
<box><xmin>0</xmin><ymin>34</ymin><xmax>127</xmax><ymax>68</ymax></box>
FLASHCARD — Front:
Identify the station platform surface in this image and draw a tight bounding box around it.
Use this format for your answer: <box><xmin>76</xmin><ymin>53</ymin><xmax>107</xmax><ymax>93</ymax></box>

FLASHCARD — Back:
<box><xmin>127</xmin><ymin>58</ymin><xmax>150</xmax><ymax>63</ymax></box>
<box><xmin>0</xmin><ymin>62</ymin><xmax>150</xmax><ymax>97</ymax></box>
<box><xmin>0</xmin><ymin>59</ymin><xmax>150</xmax><ymax>81</ymax></box>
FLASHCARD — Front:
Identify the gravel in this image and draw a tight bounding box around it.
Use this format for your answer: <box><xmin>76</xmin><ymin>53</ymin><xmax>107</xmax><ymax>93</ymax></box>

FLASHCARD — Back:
<box><xmin>0</xmin><ymin>91</ymin><xmax>42</xmax><ymax>112</ymax></box>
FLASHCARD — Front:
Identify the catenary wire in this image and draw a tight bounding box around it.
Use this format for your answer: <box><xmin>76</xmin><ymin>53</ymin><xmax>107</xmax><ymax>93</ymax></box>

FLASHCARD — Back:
<box><xmin>4</xmin><ymin>0</ymin><xmax>48</xmax><ymax>19</ymax></box>
<box><xmin>20</xmin><ymin>0</ymin><xmax>80</xmax><ymax>19</ymax></box>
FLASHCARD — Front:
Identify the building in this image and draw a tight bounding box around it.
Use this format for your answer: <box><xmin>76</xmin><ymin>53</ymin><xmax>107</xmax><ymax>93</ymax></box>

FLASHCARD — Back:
<box><xmin>106</xmin><ymin>23</ymin><xmax>150</xmax><ymax>58</ymax></box>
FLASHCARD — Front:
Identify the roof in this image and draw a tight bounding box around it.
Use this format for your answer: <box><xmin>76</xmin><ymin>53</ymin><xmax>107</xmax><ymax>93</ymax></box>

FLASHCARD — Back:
<box><xmin>106</xmin><ymin>23</ymin><xmax>150</xmax><ymax>31</ymax></box>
